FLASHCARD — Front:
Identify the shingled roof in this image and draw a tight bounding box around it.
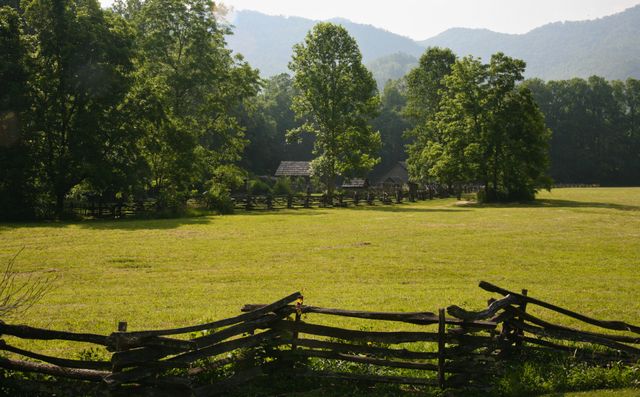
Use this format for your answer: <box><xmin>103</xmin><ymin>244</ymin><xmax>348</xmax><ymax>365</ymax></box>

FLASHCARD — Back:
<box><xmin>342</xmin><ymin>178</ymin><xmax>369</xmax><ymax>189</ymax></box>
<box><xmin>376</xmin><ymin>161</ymin><xmax>409</xmax><ymax>185</ymax></box>
<box><xmin>275</xmin><ymin>161</ymin><xmax>311</xmax><ymax>177</ymax></box>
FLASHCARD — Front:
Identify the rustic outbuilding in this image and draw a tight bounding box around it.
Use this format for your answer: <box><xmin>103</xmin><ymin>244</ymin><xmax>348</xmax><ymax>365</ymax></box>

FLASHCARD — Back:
<box><xmin>376</xmin><ymin>161</ymin><xmax>411</xmax><ymax>189</ymax></box>
<box><xmin>341</xmin><ymin>178</ymin><xmax>369</xmax><ymax>191</ymax></box>
<box><xmin>274</xmin><ymin>161</ymin><xmax>311</xmax><ymax>178</ymax></box>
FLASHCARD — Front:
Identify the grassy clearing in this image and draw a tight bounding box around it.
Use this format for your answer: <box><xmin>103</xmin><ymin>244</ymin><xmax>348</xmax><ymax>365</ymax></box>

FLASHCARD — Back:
<box><xmin>0</xmin><ymin>188</ymin><xmax>639</xmax><ymax>360</ymax></box>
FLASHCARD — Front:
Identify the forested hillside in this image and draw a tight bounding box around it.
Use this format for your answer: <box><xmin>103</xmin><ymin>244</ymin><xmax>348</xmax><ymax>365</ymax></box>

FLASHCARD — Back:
<box><xmin>226</xmin><ymin>10</ymin><xmax>423</xmax><ymax>78</ymax></box>
<box><xmin>420</xmin><ymin>4</ymin><xmax>640</xmax><ymax>80</ymax></box>
<box><xmin>228</xmin><ymin>6</ymin><xmax>640</xmax><ymax>82</ymax></box>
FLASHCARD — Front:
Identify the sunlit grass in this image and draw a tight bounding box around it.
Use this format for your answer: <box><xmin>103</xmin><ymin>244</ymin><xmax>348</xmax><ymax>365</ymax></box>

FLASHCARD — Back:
<box><xmin>0</xmin><ymin>188</ymin><xmax>639</xmax><ymax>359</ymax></box>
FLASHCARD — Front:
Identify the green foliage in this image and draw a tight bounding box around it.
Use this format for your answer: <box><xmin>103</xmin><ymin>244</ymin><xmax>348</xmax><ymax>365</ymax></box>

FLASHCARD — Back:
<box><xmin>367</xmin><ymin>52</ymin><xmax>418</xmax><ymax>89</ymax></box>
<box><xmin>272</xmin><ymin>178</ymin><xmax>293</xmax><ymax>195</ymax></box>
<box><xmin>404</xmin><ymin>47</ymin><xmax>457</xmax><ymax>185</ymax></box>
<box><xmin>288</xmin><ymin>22</ymin><xmax>381</xmax><ymax>198</ymax></box>
<box><xmin>240</xmin><ymin>73</ymin><xmax>313</xmax><ymax>175</ymax></box>
<box><xmin>406</xmin><ymin>51</ymin><xmax>551</xmax><ymax>201</ymax></box>
<box><xmin>525</xmin><ymin>77</ymin><xmax>640</xmax><ymax>186</ymax></box>
<box><xmin>124</xmin><ymin>0</ymin><xmax>260</xmax><ymax>205</ymax></box>
<box><xmin>203</xmin><ymin>185</ymin><xmax>234</xmax><ymax>214</ymax></box>
<box><xmin>18</xmin><ymin>0</ymin><xmax>136</xmax><ymax>216</ymax></box>
<box><xmin>247</xmin><ymin>179</ymin><xmax>272</xmax><ymax>195</ymax></box>
<box><xmin>370</xmin><ymin>79</ymin><xmax>412</xmax><ymax>179</ymax></box>
<box><xmin>496</xmin><ymin>350</ymin><xmax>640</xmax><ymax>397</ymax></box>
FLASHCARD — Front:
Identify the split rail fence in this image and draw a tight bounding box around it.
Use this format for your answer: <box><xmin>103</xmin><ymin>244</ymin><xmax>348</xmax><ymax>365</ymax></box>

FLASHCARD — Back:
<box><xmin>0</xmin><ymin>282</ymin><xmax>638</xmax><ymax>396</ymax></box>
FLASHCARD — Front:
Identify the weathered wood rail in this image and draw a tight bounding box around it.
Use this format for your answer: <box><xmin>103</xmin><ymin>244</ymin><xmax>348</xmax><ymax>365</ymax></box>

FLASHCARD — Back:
<box><xmin>0</xmin><ymin>282</ymin><xmax>638</xmax><ymax>396</ymax></box>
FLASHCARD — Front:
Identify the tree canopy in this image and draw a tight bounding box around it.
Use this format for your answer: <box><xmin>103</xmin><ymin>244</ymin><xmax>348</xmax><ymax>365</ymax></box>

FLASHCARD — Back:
<box><xmin>406</xmin><ymin>51</ymin><xmax>551</xmax><ymax>201</ymax></box>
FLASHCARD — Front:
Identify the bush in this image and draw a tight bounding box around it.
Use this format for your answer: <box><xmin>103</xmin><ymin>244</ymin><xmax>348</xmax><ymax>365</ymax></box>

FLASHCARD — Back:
<box><xmin>156</xmin><ymin>189</ymin><xmax>188</xmax><ymax>217</ymax></box>
<box><xmin>248</xmin><ymin>179</ymin><xmax>272</xmax><ymax>195</ymax></box>
<box><xmin>204</xmin><ymin>186</ymin><xmax>234</xmax><ymax>214</ymax></box>
<box><xmin>272</xmin><ymin>178</ymin><xmax>293</xmax><ymax>195</ymax></box>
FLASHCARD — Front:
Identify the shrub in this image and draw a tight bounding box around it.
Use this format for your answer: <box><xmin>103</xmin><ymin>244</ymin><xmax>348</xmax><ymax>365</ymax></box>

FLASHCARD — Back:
<box><xmin>204</xmin><ymin>186</ymin><xmax>234</xmax><ymax>214</ymax></box>
<box><xmin>248</xmin><ymin>179</ymin><xmax>272</xmax><ymax>195</ymax></box>
<box><xmin>272</xmin><ymin>178</ymin><xmax>293</xmax><ymax>195</ymax></box>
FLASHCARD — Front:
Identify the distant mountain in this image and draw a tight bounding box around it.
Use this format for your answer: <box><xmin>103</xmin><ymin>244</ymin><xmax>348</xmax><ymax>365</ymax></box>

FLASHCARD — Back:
<box><xmin>226</xmin><ymin>10</ymin><xmax>423</xmax><ymax>78</ymax></box>
<box><xmin>419</xmin><ymin>5</ymin><xmax>640</xmax><ymax>81</ymax></box>
<box><xmin>227</xmin><ymin>6</ymin><xmax>640</xmax><ymax>83</ymax></box>
<box><xmin>366</xmin><ymin>53</ymin><xmax>418</xmax><ymax>88</ymax></box>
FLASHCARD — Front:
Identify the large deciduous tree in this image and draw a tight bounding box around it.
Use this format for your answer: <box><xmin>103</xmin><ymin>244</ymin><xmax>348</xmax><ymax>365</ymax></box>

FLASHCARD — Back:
<box><xmin>122</xmin><ymin>0</ymin><xmax>260</xmax><ymax>209</ymax></box>
<box><xmin>19</xmin><ymin>0</ymin><xmax>135</xmax><ymax>216</ymax></box>
<box><xmin>0</xmin><ymin>6</ymin><xmax>34</xmax><ymax>219</ymax></box>
<box><xmin>407</xmin><ymin>52</ymin><xmax>551</xmax><ymax>201</ymax></box>
<box><xmin>404</xmin><ymin>47</ymin><xmax>457</xmax><ymax>185</ymax></box>
<box><xmin>288</xmin><ymin>22</ymin><xmax>381</xmax><ymax>199</ymax></box>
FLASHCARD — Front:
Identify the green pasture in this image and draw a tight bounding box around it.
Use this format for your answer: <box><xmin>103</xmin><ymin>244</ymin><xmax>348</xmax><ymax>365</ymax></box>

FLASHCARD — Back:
<box><xmin>1</xmin><ymin>188</ymin><xmax>639</xmax><ymax>360</ymax></box>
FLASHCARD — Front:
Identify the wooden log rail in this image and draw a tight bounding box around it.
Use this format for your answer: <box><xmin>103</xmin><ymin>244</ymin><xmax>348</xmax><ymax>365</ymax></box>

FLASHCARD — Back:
<box><xmin>241</xmin><ymin>303</ymin><xmax>497</xmax><ymax>330</ymax></box>
<box><xmin>479</xmin><ymin>281</ymin><xmax>640</xmax><ymax>334</ymax></box>
<box><xmin>473</xmin><ymin>281</ymin><xmax>640</xmax><ymax>364</ymax></box>
<box><xmin>1</xmin><ymin>286</ymin><xmax>638</xmax><ymax>395</ymax></box>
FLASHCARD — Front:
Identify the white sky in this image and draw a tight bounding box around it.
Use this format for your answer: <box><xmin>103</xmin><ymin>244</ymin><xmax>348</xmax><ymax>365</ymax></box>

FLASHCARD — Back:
<box><xmin>99</xmin><ymin>0</ymin><xmax>640</xmax><ymax>40</ymax></box>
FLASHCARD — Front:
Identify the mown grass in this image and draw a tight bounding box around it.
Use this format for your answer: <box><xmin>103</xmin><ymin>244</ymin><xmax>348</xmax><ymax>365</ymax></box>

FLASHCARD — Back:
<box><xmin>0</xmin><ymin>188</ymin><xmax>639</xmax><ymax>395</ymax></box>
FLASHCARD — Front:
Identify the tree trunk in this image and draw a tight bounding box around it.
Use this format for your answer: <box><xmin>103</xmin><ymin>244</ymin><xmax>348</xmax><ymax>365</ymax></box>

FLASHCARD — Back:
<box><xmin>327</xmin><ymin>173</ymin><xmax>335</xmax><ymax>206</ymax></box>
<box><xmin>55</xmin><ymin>191</ymin><xmax>65</xmax><ymax>218</ymax></box>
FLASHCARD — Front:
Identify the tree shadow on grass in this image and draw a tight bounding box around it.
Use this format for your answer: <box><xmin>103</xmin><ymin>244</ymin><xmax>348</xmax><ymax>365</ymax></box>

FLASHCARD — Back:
<box><xmin>350</xmin><ymin>204</ymin><xmax>470</xmax><ymax>213</ymax></box>
<box><xmin>0</xmin><ymin>215</ymin><xmax>216</xmax><ymax>231</ymax></box>
<box><xmin>0</xmin><ymin>208</ymin><xmax>332</xmax><ymax>231</ymax></box>
<box><xmin>233</xmin><ymin>209</ymin><xmax>329</xmax><ymax>216</ymax></box>
<box><xmin>460</xmin><ymin>198</ymin><xmax>640</xmax><ymax>212</ymax></box>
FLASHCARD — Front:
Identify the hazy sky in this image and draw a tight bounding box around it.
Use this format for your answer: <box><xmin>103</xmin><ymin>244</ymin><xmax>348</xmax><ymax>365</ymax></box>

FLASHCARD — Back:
<box><xmin>98</xmin><ymin>0</ymin><xmax>640</xmax><ymax>40</ymax></box>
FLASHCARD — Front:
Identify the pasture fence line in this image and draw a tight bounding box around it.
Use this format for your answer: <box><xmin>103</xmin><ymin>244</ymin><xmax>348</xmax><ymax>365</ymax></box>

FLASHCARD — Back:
<box><xmin>0</xmin><ymin>282</ymin><xmax>639</xmax><ymax>396</ymax></box>
<box><xmin>61</xmin><ymin>184</ymin><xmax>484</xmax><ymax>219</ymax></box>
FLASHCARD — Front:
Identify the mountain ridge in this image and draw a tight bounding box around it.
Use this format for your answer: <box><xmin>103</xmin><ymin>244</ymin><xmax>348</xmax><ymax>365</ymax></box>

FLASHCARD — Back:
<box><xmin>226</xmin><ymin>6</ymin><xmax>640</xmax><ymax>82</ymax></box>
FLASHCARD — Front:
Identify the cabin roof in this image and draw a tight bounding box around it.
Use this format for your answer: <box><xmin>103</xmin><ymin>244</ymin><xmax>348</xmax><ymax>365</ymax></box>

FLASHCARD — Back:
<box><xmin>376</xmin><ymin>161</ymin><xmax>409</xmax><ymax>185</ymax></box>
<box><xmin>275</xmin><ymin>161</ymin><xmax>311</xmax><ymax>177</ymax></box>
<box><xmin>342</xmin><ymin>178</ymin><xmax>369</xmax><ymax>188</ymax></box>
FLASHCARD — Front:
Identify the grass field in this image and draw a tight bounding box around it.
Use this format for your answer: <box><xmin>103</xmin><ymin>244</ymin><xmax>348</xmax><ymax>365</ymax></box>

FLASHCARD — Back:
<box><xmin>1</xmin><ymin>187</ymin><xmax>639</xmax><ymax>361</ymax></box>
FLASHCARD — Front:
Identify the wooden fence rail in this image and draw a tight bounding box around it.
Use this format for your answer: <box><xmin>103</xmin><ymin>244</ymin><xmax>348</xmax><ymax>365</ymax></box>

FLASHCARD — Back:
<box><xmin>0</xmin><ymin>281</ymin><xmax>638</xmax><ymax>396</ymax></box>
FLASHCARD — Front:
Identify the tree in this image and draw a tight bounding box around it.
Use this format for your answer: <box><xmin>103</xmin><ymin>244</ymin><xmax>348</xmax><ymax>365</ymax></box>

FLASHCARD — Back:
<box><xmin>525</xmin><ymin>76</ymin><xmax>640</xmax><ymax>186</ymax></box>
<box><xmin>288</xmin><ymin>22</ymin><xmax>381</xmax><ymax>199</ymax></box>
<box><xmin>123</xmin><ymin>0</ymin><xmax>260</xmax><ymax>208</ymax></box>
<box><xmin>240</xmin><ymin>73</ymin><xmax>313</xmax><ymax>175</ymax></box>
<box><xmin>370</xmin><ymin>79</ymin><xmax>412</xmax><ymax>178</ymax></box>
<box><xmin>0</xmin><ymin>6</ymin><xmax>34</xmax><ymax>220</ymax></box>
<box><xmin>404</xmin><ymin>47</ymin><xmax>457</xmax><ymax>185</ymax></box>
<box><xmin>19</xmin><ymin>0</ymin><xmax>135</xmax><ymax>217</ymax></box>
<box><xmin>410</xmin><ymin>53</ymin><xmax>551</xmax><ymax>201</ymax></box>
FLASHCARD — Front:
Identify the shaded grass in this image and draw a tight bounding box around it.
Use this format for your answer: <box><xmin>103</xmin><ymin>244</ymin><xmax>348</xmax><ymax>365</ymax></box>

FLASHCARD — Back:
<box><xmin>0</xmin><ymin>188</ymin><xmax>639</xmax><ymax>363</ymax></box>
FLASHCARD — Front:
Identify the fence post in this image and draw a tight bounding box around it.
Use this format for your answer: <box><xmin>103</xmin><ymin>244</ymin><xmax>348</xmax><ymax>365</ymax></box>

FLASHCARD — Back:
<box><xmin>112</xmin><ymin>321</ymin><xmax>128</xmax><ymax>374</ymax></box>
<box><xmin>291</xmin><ymin>296</ymin><xmax>303</xmax><ymax>351</ymax></box>
<box><xmin>438</xmin><ymin>308</ymin><xmax>446</xmax><ymax>390</ymax></box>
<box><xmin>515</xmin><ymin>289</ymin><xmax>528</xmax><ymax>348</ymax></box>
<box><xmin>266</xmin><ymin>194</ymin><xmax>273</xmax><ymax>210</ymax></box>
<box><xmin>287</xmin><ymin>194</ymin><xmax>293</xmax><ymax>209</ymax></box>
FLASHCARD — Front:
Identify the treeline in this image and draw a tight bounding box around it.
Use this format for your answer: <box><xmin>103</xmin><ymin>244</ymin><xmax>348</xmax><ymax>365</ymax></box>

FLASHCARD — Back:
<box><xmin>525</xmin><ymin>77</ymin><xmax>640</xmax><ymax>185</ymax></box>
<box><xmin>1</xmin><ymin>0</ymin><xmax>263</xmax><ymax>220</ymax></box>
<box><xmin>242</xmin><ymin>72</ymin><xmax>640</xmax><ymax>195</ymax></box>
<box><xmin>1</xmin><ymin>0</ymin><xmax>638</xmax><ymax>220</ymax></box>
